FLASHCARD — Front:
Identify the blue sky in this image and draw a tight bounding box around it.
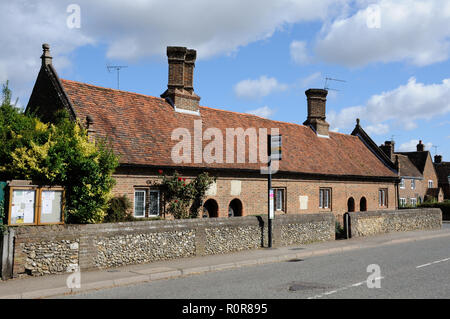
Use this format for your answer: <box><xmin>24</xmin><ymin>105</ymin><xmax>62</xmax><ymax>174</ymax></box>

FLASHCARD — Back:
<box><xmin>1</xmin><ymin>0</ymin><xmax>449</xmax><ymax>159</ymax></box>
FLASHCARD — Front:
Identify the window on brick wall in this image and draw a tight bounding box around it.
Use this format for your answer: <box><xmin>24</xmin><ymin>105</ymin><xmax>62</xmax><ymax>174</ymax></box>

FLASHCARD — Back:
<box><xmin>399</xmin><ymin>178</ymin><xmax>405</xmax><ymax>189</ymax></box>
<box><xmin>148</xmin><ymin>190</ymin><xmax>160</xmax><ymax>216</ymax></box>
<box><xmin>410</xmin><ymin>198</ymin><xmax>417</xmax><ymax>206</ymax></box>
<box><xmin>428</xmin><ymin>180</ymin><xmax>433</xmax><ymax>188</ymax></box>
<box><xmin>134</xmin><ymin>188</ymin><xmax>160</xmax><ymax>217</ymax></box>
<box><xmin>134</xmin><ymin>189</ymin><xmax>146</xmax><ymax>217</ymax></box>
<box><xmin>379</xmin><ymin>189</ymin><xmax>388</xmax><ymax>207</ymax></box>
<box><xmin>400</xmin><ymin>198</ymin><xmax>406</xmax><ymax>207</ymax></box>
<box><xmin>273</xmin><ymin>188</ymin><xmax>285</xmax><ymax>212</ymax></box>
<box><xmin>411</xmin><ymin>179</ymin><xmax>416</xmax><ymax>190</ymax></box>
<box><xmin>319</xmin><ymin>188</ymin><xmax>331</xmax><ymax>209</ymax></box>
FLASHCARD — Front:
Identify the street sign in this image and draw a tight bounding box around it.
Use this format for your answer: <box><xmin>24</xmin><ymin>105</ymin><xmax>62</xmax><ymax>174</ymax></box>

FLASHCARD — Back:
<box><xmin>269</xmin><ymin>135</ymin><xmax>282</xmax><ymax>160</ymax></box>
<box><xmin>269</xmin><ymin>189</ymin><xmax>274</xmax><ymax>219</ymax></box>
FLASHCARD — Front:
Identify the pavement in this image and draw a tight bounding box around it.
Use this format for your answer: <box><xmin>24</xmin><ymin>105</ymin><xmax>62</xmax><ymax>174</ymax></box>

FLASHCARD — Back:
<box><xmin>1</xmin><ymin>224</ymin><xmax>450</xmax><ymax>299</ymax></box>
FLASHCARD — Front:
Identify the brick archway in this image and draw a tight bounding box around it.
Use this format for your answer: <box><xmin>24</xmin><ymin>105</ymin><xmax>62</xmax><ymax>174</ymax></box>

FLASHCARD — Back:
<box><xmin>228</xmin><ymin>198</ymin><xmax>243</xmax><ymax>217</ymax></box>
<box><xmin>347</xmin><ymin>197</ymin><xmax>355</xmax><ymax>212</ymax></box>
<box><xmin>203</xmin><ymin>199</ymin><xmax>219</xmax><ymax>218</ymax></box>
<box><xmin>360</xmin><ymin>197</ymin><xmax>367</xmax><ymax>211</ymax></box>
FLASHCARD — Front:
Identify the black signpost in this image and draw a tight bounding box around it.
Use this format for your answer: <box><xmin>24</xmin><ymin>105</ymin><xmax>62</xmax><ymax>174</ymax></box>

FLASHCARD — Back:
<box><xmin>267</xmin><ymin>134</ymin><xmax>281</xmax><ymax>248</ymax></box>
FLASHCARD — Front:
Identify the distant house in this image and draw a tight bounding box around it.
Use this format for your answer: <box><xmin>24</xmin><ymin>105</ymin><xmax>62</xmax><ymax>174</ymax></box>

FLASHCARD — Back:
<box><xmin>434</xmin><ymin>155</ymin><xmax>450</xmax><ymax>200</ymax></box>
<box><xmin>379</xmin><ymin>140</ymin><xmax>444</xmax><ymax>206</ymax></box>
<box><xmin>26</xmin><ymin>44</ymin><xmax>399</xmax><ymax>222</ymax></box>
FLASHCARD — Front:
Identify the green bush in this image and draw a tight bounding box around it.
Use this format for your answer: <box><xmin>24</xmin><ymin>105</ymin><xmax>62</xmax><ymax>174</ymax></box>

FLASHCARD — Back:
<box><xmin>104</xmin><ymin>195</ymin><xmax>133</xmax><ymax>223</ymax></box>
<box><xmin>418</xmin><ymin>200</ymin><xmax>450</xmax><ymax>220</ymax></box>
<box><xmin>0</xmin><ymin>81</ymin><xmax>119</xmax><ymax>224</ymax></box>
<box><xmin>335</xmin><ymin>221</ymin><xmax>346</xmax><ymax>239</ymax></box>
<box><xmin>158</xmin><ymin>171</ymin><xmax>215</xmax><ymax>219</ymax></box>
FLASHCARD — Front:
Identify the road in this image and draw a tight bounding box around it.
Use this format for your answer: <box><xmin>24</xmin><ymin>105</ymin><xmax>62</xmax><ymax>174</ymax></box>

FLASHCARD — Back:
<box><xmin>59</xmin><ymin>225</ymin><xmax>450</xmax><ymax>299</ymax></box>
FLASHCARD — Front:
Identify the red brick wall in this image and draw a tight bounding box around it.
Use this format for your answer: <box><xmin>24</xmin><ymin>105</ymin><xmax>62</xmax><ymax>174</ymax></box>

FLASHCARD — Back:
<box><xmin>112</xmin><ymin>167</ymin><xmax>397</xmax><ymax>224</ymax></box>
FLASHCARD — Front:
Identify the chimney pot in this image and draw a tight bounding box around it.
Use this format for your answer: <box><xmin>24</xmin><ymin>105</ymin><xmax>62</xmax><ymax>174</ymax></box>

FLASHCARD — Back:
<box><xmin>435</xmin><ymin>155</ymin><xmax>442</xmax><ymax>163</ymax></box>
<box><xmin>161</xmin><ymin>46</ymin><xmax>200</xmax><ymax>113</ymax></box>
<box><xmin>303</xmin><ymin>88</ymin><xmax>329</xmax><ymax>137</ymax></box>
<box><xmin>380</xmin><ymin>140</ymin><xmax>395</xmax><ymax>161</ymax></box>
<box><xmin>417</xmin><ymin>140</ymin><xmax>424</xmax><ymax>152</ymax></box>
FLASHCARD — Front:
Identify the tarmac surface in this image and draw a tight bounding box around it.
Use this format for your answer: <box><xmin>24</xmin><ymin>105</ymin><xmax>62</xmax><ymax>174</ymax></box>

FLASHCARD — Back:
<box><xmin>1</xmin><ymin>223</ymin><xmax>449</xmax><ymax>299</ymax></box>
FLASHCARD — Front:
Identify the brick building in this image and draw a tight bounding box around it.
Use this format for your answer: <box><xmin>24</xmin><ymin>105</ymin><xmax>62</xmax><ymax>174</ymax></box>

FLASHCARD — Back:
<box><xmin>379</xmin><ymin>140</ymin><xmax>443</xmax><ymax>206</ymax></box>
<box><xmin>26</xmin><ymin>44</ymin><xmax>399</xmax><ymax>222</ymax></box>
<box><xmin>434</xmin><ymin>155</ymin><xmax>450</xmax><ymax>200</ymax></box>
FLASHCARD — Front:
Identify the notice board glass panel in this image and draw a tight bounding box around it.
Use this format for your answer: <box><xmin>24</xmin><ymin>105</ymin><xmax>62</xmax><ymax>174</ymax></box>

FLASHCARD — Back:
<box><xmin>11</xmin><ymin>189</ymin><xmax>36</xmax><ymax>225</ymax></box>
<box><xmin>40</xmin><ymin>190</ymin><xmax>63</xmax><ymax>223</ymax></box>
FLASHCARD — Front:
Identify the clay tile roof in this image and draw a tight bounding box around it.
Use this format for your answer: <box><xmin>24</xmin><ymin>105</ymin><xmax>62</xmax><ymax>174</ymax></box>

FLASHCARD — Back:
<box><xmin>60</xmin><ymin>79</ymin><xmax>397</xmax><ymax>178</ymax></box>
<box><xmin>396</xmin><ymin>154</ymin><xmax>422</xmax><ymax>178</ymax></box>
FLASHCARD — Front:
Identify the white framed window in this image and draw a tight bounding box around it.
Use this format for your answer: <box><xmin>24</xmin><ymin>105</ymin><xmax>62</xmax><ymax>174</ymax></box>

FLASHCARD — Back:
<box><xmin>428</xmin><ymin>180</ymin><xmax>433</xmax><ymax>188</ymax></box>
<box><xmin>399</xmin><ymin>178</ymin><xmax>405</xmax><ymax>189</ymax></box>
<box><xmin>274</xmin><ymin>188</ymin><xmax>285</xmax><ymax>211</ymax></box>
<box><xmin>148</xmin><ymin>190</ymin><xmax>160</xmax><ymax>216</ymax></box>
<box><xmin>319</xmin><ymin>188</ymin><xmax>331</xmax><ymax>209</ymax></box>
<box><xmin>379</xmin><ymin>189</ymin><xmax>387</xmax><ymax>207</ymax></box>
<box><xmin>400</xmin><ymin>198</ymin><xmax>407</xmax><ymax>207</ymax></box>
<box><xmin>134</xmin><ymin>189</ymin><xmax>146</xmax><ymax>217</ymax></box>
<box><xmin>410</xmin><ymin>198</ymin><xmax>417</xmax><ymax>206</ymax></box>
<box><xmin>411</xmin><ymin>179</ymin><xmax>416</xmax><ymax>190</ymax></box>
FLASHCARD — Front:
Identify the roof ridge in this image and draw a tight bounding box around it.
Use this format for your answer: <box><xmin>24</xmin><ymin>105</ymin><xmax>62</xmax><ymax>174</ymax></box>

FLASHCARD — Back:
<box><xmin>60</xmin><ymin>78</ymin><xmax>165</xmax><ymax>101</ymax></box>
<box><xmin>61</xmin><ymin>78</ymin><xmax>355</xmax><ymax>138</ymax></box>
<box><xmin>200</xmin><ymin>105</ymin><xmax>354</xmax><ymax>138</ymax></box>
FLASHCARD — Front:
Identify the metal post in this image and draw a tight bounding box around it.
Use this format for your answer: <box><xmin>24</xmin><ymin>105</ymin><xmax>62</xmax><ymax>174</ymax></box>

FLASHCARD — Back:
<box><xmin>268</xmin><ymin>157</ymin><xmax>272</xmax><ymax>248</ymax></box>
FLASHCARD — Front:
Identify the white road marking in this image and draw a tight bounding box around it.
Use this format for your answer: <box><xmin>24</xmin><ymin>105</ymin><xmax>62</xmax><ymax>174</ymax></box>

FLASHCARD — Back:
<box><xmin>416</xmin><ymin>257</ymin><xmax>450</xmax><ymax>269</ymax></box>
<box><xmin>307</xmin><ymin>277</ymin><xmax>384</xmax><ymax>299</ymax></box>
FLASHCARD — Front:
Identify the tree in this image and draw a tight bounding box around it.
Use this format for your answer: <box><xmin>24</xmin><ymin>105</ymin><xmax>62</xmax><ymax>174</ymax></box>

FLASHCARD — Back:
<box><xmin>0</xmin><ymin>81</ymin><xmax>119</xmax><ymax>223</ymax></box>
<box><xmin>158</xmin><ymin>170</ymin><xmax>215</xmax><ymax>219</ymax></box>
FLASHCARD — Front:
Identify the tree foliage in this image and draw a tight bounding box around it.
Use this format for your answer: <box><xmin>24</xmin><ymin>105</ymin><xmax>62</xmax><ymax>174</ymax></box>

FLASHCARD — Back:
<box><xmin>0</xmin><ymin>81</ymin><xmax>119</xmax><ymax>223</ymax></box>
<box><xmin>158</xmin><ymin>170</ymin><xmax>215</xmax><ymax>219</ymax></box>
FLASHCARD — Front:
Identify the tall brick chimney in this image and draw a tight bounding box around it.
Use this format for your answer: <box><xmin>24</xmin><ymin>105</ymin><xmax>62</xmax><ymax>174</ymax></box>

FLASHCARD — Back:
<box><xmin>417</xmin><ymin>140</ymin><xmax>424</xmax><ymax>152</ymax></box>
<box><xmin>435</xmin><ymin>155</ymin><xmax>442</xmax><ymax>163</ymax></box>
<box><xmin>303</xmin><ymin>89</ymin><xmax>329</xmax><ymax>137</ymax></box>
<box><xmin>380</xmin><ymin>141</ymin><xmax>395</xmax><ymax>161</ymax></box>
<box><xmin>161</xmin><ymin>46</ymin><xmax>200</xmax><ymax>114</ymax></box>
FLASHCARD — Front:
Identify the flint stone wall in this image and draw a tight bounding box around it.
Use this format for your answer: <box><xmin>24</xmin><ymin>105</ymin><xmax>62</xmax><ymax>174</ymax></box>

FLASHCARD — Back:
<box><xmin>348</xmin><ymin>208</ymin><xmax>442</xmax><ymax>238</ymax></box>
<box><xmin>10</xmin><ymin>213</ymin><xmax>334</xmax><ymax>277</ymax></box>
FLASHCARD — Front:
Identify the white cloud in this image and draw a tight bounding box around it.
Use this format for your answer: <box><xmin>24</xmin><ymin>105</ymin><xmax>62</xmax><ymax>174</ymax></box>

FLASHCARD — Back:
<box><xmin>290</xmin><ymin>40</ymin><xmax>311</xmax><ymax>65</ymax></box>
<box><xmin>75</xmin><ymin>0</ymin><xmax>345</xmax><ymax>60</ymax></box>
<box><xmin>0</xmin><ymin>1</ymin><xmax>93</xmax><ymax>107</ymax></box>
<box><xmin>246</xmin><ymin>106</ymin><xmax>275</xmax><ymax>118</ymax></box>
<box><xmin>300</xmin><ymin>72</ymin><xmax>322</xmax><ymax>88</ymax></box>
<box><xmin>315</xmin><ymin>0</ymin><xmax>450</xmax><ymax>67</ymax></box>
<box><xmin>398</xmin><ymin>139</ymin><xmax>432</xmax><ymax>152</ymax></box>
<box><xmin>328</xmin><ymin>77</ymin><xmax>450</xmax><ymax>133</ymax></box>
<box><xmin>234</xmin><ymin>76</ymin><xmax>288</xmax><ymax>99</ymax></box>
<box><xmin>0</xmin><ymin>0</ymin><xmax>351</xmax><ymax>105</ymax></box>
<box><xmin>364</xmin><ymin>123</ymin><xmax>390</xmax><ymax>136</ymax></box>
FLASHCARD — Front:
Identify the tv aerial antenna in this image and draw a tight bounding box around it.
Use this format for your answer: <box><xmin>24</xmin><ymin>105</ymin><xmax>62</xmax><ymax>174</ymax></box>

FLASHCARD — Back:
<box><xmin>107</xmin><ymin>65</ymin><xmax>128</xmax><ymax>90</ymax></box>
<box><xmin>324</xmin><ymin>77</ymin><xmax>346</xmax><ymax>91</ymax></box>
<box><xmin>432</xmin><ymin>145</ymin><xmax>439</xmax><ymax>155</ymax></box>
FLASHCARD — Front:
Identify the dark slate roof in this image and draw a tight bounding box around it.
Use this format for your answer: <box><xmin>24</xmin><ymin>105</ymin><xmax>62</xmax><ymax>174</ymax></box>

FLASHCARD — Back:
<box><xmin>396</xmin><ymin>154</ymin><xmax>422</xmax><ymax>178</ymax></box>
<box><xmin>397</xmin><ymin>151</ymin><xmax>429</xmax><ymax>174</ymax></box>
<box><xmin>58</xmin><ymin>79</ymin><xmax>397</xmax><ymax>179</ymax></box>
<box><xmin>434</xmin><ymin>162</ymin><xmax>450</xmax><ymax>184</ymax></box>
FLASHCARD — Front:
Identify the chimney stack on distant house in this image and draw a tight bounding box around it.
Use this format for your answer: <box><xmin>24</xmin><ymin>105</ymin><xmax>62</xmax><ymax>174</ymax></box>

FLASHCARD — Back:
<box><xmin>417</xmin><ymin>140</ymin><xmax>425</xmax><ymax>152</ymax></box>
<box><xmin>161</xmin><ymin>46</ymin><xmax>201</xmax><ymax>114</ymax></box>
<box><xmin>303</xmin><ymin>89</ymin><xmax>329</xmax><ymax>137</ymax></box>
<box><xmin>41</xmin><ymin>43</ymin><xmax>52</xmax><ymax>67</ymax></box>
<box><xmin>435</xmin><ymin>155</ymin><xmax>442</xmax><ymax>163</ymax></box>
<box><xmin>380</xmin><ymin>141</ymin><xmax>395</xmax><ymax>161</ymax></box>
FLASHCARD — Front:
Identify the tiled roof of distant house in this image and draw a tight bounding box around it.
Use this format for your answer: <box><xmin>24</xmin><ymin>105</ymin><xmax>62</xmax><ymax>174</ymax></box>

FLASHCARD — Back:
<box><xmin>396</xmin><ymin>154</ymin><xmax>422</xmax><ymax>178</ymax></box>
